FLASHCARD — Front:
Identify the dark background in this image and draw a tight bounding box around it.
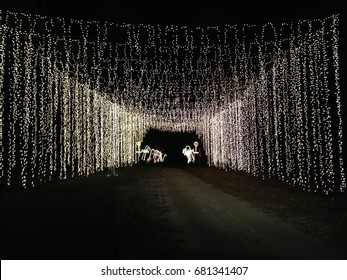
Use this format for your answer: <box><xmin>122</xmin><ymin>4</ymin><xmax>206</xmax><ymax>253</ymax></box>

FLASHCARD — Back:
<box><xmin>0</xmin><ymin>0</ymin><xmax>346</xmax><ymax>165</ymax></box>
<box><xmin>0</xmin><ymin>0</ymin><xmax>345</xmax><ymax>25</ymax></box>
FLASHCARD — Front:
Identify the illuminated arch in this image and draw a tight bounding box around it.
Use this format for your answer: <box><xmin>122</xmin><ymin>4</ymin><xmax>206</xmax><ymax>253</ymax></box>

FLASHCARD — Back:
<box><xmin>0</xmin><ymin>10</ymin><xmax>345</xmax><ymax>194</ymax></box>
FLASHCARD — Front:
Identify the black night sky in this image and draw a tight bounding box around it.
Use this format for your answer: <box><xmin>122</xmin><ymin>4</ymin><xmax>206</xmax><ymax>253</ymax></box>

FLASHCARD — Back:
<box><xmin>0</xmin><ymin>0</ymin><xmax>345</xmax><ymax>25</ymax></box>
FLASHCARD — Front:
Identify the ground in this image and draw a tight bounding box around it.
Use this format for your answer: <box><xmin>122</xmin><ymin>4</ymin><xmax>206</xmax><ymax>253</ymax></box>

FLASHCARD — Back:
<box><xmin>1</xmin><ymin>165</ymin><xmax>346</xmax><ymax>260</ymax></box>
<box><xmin>186</xmin><ymin>167</ymin><xmax>347</xmax><ymax>250</ymax></box>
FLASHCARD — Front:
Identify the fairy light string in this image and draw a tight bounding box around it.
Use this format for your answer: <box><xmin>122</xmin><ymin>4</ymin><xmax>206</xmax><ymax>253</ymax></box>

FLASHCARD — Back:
<box><xmin>0</xmin><ymin>10</ymin><xmax>345</xmax><ymax>194</ymax></box>
<box><xmin>0</xmin><ymin>10</ymin><xmax>5</xmax><ymax>181</ymax></box>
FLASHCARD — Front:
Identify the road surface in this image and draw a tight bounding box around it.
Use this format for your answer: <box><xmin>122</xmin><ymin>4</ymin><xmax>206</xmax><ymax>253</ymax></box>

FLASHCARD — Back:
<box><xmin>139</xmin><ymin>167</ymin><xmax>344</xmax><ymax>259</ymax></box>
<box><xmin>1</xmin><ymin>166</ymin><xmax>345</xmax><ymax>259</ymax></box>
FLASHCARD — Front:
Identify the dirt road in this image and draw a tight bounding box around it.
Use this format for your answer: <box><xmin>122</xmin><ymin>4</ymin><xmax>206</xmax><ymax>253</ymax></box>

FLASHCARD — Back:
<box><xmin>1</xmin><ymin>166</ymin><xmax>346</xmax><ymax>259</ymax></box>
<box><xmin>150</xmin><ymin>168</ymin><xmax>344</xmax><ymax>259</ymax></box>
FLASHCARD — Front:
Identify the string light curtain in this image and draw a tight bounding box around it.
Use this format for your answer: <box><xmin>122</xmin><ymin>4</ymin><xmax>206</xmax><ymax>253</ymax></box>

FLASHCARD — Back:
<box><xmin>0</xmin><ymin>10</ymin><xmax>345</xmax><ymax>194</ymax></box>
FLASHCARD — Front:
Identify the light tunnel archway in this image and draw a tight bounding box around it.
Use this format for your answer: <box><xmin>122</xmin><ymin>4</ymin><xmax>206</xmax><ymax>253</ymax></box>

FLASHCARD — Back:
<box><xmin>0</xmin><ymin>10</ymin><xmax>345</xmax><ymax>194</ymax></box>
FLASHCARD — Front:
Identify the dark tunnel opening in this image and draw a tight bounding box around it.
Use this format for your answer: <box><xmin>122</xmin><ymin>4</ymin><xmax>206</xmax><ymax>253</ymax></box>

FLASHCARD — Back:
<box><xmin>140</xmin><ymin>129</ymin><xmax>208</xmax><ymax>167</ymax></box>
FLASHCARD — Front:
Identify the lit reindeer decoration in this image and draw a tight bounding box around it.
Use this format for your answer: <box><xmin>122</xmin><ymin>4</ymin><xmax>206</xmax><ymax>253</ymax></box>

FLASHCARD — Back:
<box><xmin>152</xmin><ymin>149</ymin><xmax>167</xmax><ymax>163</ymax></box>
<box><xmin>135</xmin><ymin>141</ymin><xmax>167</xmax><ymax>163</ymax></box>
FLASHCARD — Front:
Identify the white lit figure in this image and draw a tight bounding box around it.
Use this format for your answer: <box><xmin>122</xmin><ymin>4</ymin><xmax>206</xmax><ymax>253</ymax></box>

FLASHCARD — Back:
<box><xmin>140</xmin><ymin>145</ymin><xmax>152</xmax><ymax>161</ymax></box>
<box><xmin>182</xmin><ymin>145</ymin><xmax>195</xmax><ymax>164</ymax></box>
